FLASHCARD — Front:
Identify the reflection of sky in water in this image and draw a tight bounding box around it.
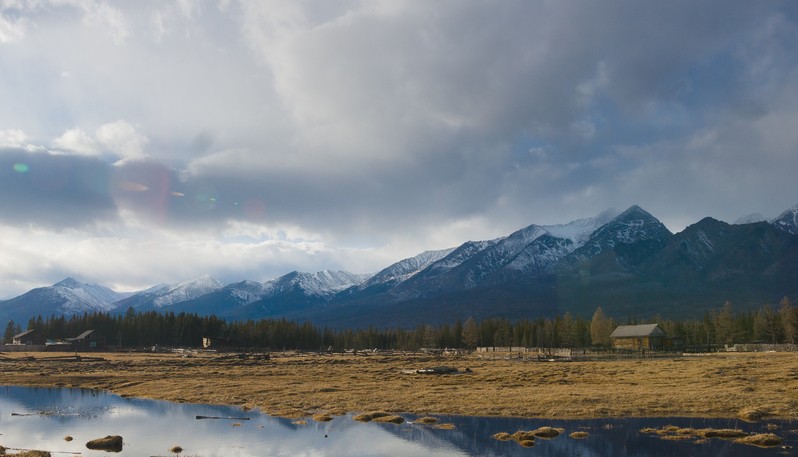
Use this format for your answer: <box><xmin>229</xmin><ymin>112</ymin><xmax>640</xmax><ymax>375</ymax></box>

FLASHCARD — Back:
<box><xmin>0</xmin><ymin>387</ymin><xmax>795</xmax><ymax>456</ymax></box>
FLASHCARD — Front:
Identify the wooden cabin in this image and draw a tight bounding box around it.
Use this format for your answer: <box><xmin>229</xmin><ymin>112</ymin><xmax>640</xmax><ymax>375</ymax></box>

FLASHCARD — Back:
<box><xmin>610</xmin><ymin>324</ymin><xmax>667</xmax><ymax>350</ymax></box>
<box><xmin>66</xmin><ymin>329</ymin><xmax>104</xmax><ymax>351</ymax></box>
<box><xmin>12</xmin><ymin>329</ymin><xmax>46</xmax><ymax>346</ymax></box>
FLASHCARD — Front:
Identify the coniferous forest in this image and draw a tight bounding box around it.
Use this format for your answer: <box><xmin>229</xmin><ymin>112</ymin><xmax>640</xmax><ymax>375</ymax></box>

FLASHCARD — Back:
<box><xmin>3</xmin><ymin>299</ymin><xmax>796</xmax><ymax>351</ymax></box>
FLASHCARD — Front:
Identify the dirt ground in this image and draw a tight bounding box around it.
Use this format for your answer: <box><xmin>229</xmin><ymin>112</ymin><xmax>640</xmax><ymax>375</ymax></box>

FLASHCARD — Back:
<box><xmin>1</xmin><ymin>351</ymin><xmax>796</xmax><ymax>420</ymax></box>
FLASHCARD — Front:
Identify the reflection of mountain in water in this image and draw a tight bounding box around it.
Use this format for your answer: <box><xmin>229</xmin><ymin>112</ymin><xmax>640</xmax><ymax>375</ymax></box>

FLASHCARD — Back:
<box><xmin>0</xmin><ymin>387</ymin><xmax>794</xmax><ymax>456</ymax></box>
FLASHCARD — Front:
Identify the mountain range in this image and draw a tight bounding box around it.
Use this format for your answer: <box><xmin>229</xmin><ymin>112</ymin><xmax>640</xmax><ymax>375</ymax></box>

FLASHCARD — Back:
<box><xmin>1</xmin><ymin>203</ymin><xmax>797</xmax><ymax>328</ymax></box>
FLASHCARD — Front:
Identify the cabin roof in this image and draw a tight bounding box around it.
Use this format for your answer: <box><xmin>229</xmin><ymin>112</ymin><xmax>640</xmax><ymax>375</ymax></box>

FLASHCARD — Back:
<box><xmin>67</xmin><ymin>329</ymin><xmax>95</xmax><ymax>341</ymax></box>
<box><xmin>610</xmin><ymin>324</ymin><xmax>666</xmax><ymax>338</ymax></box>
<box><xmin>12</xmin><ymin>329</ymin><xmax>35</xmax><ymax>339</ymax></box>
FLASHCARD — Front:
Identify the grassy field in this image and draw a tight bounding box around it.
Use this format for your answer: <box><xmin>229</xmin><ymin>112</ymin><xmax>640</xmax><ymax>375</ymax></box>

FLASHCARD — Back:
<box><xmin>1</xmin><ymin>351</ymin><xmax>796</xmax><ymax>420</ymax></box>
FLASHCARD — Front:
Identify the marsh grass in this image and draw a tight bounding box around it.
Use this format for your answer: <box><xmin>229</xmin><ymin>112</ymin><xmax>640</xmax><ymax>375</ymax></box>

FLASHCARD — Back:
<box><xmin>414</xmin><ymin>416</ymin><xmax>438</xmax><ymax>424</ymax></box>
<box><xmin>353</xmin><ymin>412</ymin><xmax>390</xmax><ymax>422</ymax></box>
<box><xmin>640</xmin><ymin>426</ymin><xmax>782</xmax><ymax>447</ymax></box>
<box><xmin>734</xmin><ymin>433</ymin><xmax>782</xmax><ymax>447</ymax></box>
<box><xmin>1</xmin><ymin>352</ymin><xmax>796</xmax><ymax>420</ymax></box>
<box><xmin>312</xmin><ymin>413</ymin><xmax>333</xmax><ymax>422</ymax></box>
<box><xmin>569</xmin><ymin>431</ymin><xmax>589</xmax><ymax>439</ymax></box>
<box><xmin>372</xmin><ymin>415</ymin><xmax>404</xmax><ymax>424</ymax></box>
<box><xmin>531</xmin><ymin>426</ymin><xmax>563</xmax><ymax>439</ymax></box>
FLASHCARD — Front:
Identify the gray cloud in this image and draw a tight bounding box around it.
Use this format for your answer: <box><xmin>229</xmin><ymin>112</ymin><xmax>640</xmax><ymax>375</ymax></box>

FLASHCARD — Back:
<box><xmin>0</xmin><ymin>1</ymin><xmax>797</xmax><ymax>296</ymax></box>
<box><xmin>0</xmin><ymin>148</ymin><xmax>117</xmax><ymax>228</ymax></box>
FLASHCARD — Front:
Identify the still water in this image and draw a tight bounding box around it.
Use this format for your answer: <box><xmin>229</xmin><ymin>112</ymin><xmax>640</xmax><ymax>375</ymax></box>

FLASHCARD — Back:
<box><xmin>0</xmin><ymin>386</ymin><xmax>795</xmax><ymax>456</ymax></box>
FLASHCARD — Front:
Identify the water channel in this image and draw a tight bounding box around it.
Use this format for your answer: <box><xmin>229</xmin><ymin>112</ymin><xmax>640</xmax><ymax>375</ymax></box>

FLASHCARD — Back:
<box><xmin>0</xmin><ymin>386</ymin><xmax>795</xmax><ymax>456</ymax></box>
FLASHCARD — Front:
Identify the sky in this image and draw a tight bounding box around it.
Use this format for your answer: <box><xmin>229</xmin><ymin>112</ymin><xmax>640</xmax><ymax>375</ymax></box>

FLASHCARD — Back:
<box><xmin>1</xmin><ymin>0</ymin><xmax>798</xmax><ymax>298</ymax></box>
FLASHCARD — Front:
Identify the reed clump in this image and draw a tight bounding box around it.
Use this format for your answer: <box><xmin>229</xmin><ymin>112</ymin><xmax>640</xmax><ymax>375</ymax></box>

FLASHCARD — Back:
<box><xmin>414</xmin><ymin>416</ymin><xmax>438</xmax><ymax>424</ymax></box>
<box><xmin>532</xmin><ymin>426</ymin><xmax>564</xmax><ymax>438</ymax></box>
<box><xmin>372</xmin><ymin>415</ymin><xmax>404</xmax><ymax>424</ymax></box>
<box><xmin>734</xmin><ymin>433</ymin><xmax>782</xmax><ymax>448</ymax></box>
<box><xmin>353</xmin><ymin>412</ymin><xmax>390</xmax><ymax>422</ymax></box>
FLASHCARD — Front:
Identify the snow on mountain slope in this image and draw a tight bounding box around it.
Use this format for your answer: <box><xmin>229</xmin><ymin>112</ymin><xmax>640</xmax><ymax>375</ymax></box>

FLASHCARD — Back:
<box><xmin>224</xmin><ymin>280</ymin><xmax>273</xmax><ymax>304</ymax></box>
<box><xmin>150</xmin><ymin>275</ymin><xmax>224</xmax><ymax>308</ymax></box>
<box><xmin>360</xmin><ymin>248</ymin><xmax>456</xmax><ymax>289</ymax></box>
<box><xmin>266</xmin><ymin>270</ymin><xmax>369</xmax><ymax>298</ymax></box>
<box><xmin>571</xmin><ymin>205</ymin><xmax>672</xmax><ymax>259</ymax></box>
<box><xmin>51</xmin><ymin>277</ymin><xmax>132</xmax><ymax>314</ymax></box>
<box><xmin>771</xmin><ymin>203</ymin><xmax>798</xmax><ymax>235</ymax></box>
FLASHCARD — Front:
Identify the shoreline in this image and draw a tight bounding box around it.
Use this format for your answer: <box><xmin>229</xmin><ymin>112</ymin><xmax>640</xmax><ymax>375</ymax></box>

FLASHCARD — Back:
<box><xmin>1</xmin><ymin>351</ymin><xmax>796</xmax><ymax>421</ymax></box>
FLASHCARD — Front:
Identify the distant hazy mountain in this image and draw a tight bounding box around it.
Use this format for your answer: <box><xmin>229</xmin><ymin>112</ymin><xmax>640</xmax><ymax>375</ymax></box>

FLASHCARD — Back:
<box><xmin>734</xmin><ymin>213</ymin><xmax>767</xmax><ymax>224</ymax></box>
<box><xmin>1</xmin><ymin>203</ymin><xmax>797</xmax><ymax>328</ymax></box>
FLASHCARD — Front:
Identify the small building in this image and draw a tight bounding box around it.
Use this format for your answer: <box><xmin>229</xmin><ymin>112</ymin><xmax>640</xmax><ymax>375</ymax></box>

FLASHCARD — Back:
<box><xmin>610</xmin><ymin>324</ymin><xmax>667</xmax><ymax>351</ymax></box>
<box><xmin>12</xmin><ymin>329</ymin><xmax>46</xmax><ymax>346</ymax></box>
<box><xmin>66</xmin><ymin>329</ymin><xmax>104</xmax><ymax>351</ymax></box>
<box><xmin>202</xmin><ymin>336</ymin><xmax>237</xmax><ymax>352</ymax></box>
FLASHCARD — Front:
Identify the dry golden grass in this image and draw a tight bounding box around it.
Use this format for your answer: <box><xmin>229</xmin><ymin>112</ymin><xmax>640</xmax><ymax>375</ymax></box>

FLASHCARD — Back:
<box><xmin>0</xmin><ymin>351</ymin><xmax>796</xmax><ymax>420</ymax></box>
<box><xmin>569</xmin><ymin>431</ymin><xmax>589</xmax><ymax>439</ymax></box>
<box><xmin>434</xmin><ymin>423</ymin><xmax>456</xmax><ymax>430</ymax></box>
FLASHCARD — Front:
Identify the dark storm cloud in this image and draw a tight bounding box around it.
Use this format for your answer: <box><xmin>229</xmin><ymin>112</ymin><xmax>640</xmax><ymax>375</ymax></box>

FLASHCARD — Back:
<box><xmin>0</xmin><ymin>148</ymin><xmax>116</xmax><ymax>227</ymax></box>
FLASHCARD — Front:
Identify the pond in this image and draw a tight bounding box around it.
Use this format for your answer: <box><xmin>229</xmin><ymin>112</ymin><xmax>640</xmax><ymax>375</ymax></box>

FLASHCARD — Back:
<box><xmin>0</xmin><ymin>386</ymin><xmax>795</xmax><ymax>456</ymax></box>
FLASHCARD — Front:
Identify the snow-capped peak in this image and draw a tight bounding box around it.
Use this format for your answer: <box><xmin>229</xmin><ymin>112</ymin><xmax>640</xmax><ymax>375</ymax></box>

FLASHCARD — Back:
<box><xmin>151</xmin><ymin>275</ymin><xmax>223</xmax><ymax>308</ymax></box>
<box><xmin>771</xmin><ymin>203</ymin><xmax>798</xmax><ymax>235</ymax></box>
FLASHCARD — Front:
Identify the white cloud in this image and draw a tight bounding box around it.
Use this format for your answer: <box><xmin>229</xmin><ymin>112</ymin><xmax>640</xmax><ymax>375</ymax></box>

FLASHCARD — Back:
<box><xmin>0</xmin><ymin>129</ymin><xmax>28</xmax><ymax>148</ymax></box>
<box><xmin>95</xmin><ymin>121</ymin><xmax>149</xmax><ymax>159</ymax></box>
<box><xmin>53</xmin><ymin>128</ymin><xmax>98</xmax><ymax>155</ymax></box>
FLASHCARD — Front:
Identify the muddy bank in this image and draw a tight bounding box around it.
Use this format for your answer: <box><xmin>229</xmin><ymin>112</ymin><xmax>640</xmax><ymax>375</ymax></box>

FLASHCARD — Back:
<box><xmin>1</xmin><ymin>351</ymin><xmax>796</xmax><ymax>420</ymax></box>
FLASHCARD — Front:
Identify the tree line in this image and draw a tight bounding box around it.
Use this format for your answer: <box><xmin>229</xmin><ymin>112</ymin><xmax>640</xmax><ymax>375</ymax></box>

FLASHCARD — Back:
<box><xmin>3</xmin><ymin>298</ymin><xmax>796</xmax><ymax>351</ymax></box>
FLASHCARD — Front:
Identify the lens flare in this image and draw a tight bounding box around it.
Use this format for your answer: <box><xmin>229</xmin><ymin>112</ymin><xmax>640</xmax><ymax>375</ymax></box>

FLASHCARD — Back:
<box><xmin>12</xmin><ymin>163</ymin><xmax>29</xmax><ymax>173</ymax></box>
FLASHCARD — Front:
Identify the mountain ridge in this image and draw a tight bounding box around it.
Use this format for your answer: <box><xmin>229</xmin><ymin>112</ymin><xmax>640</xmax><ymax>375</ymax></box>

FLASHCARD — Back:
<box><xmin>1</xmin><ymin>203</ymin><xmax>797</xmax><ymax>327</ymax></box>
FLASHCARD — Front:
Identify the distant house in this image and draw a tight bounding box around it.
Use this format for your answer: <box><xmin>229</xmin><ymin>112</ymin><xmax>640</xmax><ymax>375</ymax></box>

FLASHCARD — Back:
<box><xmin>66</xmin><ymin>329</ymin><xmax>104</xmax><ymax>351</ymax></box>
<box><xmin>11</xmin><ymin>329</ymin><xmax>46</xmax><ymax>346</ymax></box>
<box><xmin>610</xmin><ymin>324</ymin><xmax>668</xmax><ymax>351</ymax></box>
